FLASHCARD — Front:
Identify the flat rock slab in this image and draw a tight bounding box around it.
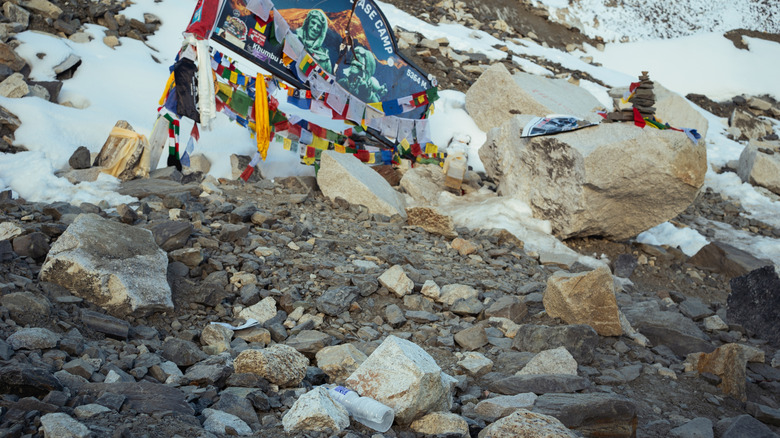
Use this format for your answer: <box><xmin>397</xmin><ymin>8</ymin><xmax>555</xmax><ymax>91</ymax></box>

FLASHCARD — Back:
<box><xmin>78</xmin><ymin>381</ymin><xmax>195</xmax><ymax>416</ymax></box>
<box><xmin>484</xmin><ymin>374</ymin><xmax>590</xmax><ymax>395</ymax></box>
<box><xmin>532</xmin><ymin>393</ymin><xmax>638</xmax><ymax>438</ymax></box>
<box><xmin>117</xmin><ymin>178</ymin><xmax>202</xmax><ymax>199</ymax></box>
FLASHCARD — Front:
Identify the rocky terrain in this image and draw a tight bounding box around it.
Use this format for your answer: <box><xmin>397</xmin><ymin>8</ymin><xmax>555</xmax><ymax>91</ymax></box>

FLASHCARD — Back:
<box><xmin>1</xmin><ymin>0</ymin><xmax>780</xmax><ymax>437</ymax></box>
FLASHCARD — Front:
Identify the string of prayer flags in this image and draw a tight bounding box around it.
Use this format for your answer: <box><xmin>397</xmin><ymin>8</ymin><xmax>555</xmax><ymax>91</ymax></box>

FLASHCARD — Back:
<box><xmin>346</xmin><ymin>98</ymin><xmax>366</xmax><ymax>124</ymax></box>
<box><xmin>273</xmin><ymin>9</ymin><xmax>289</xmax><ymax>45</ymax></box>
<box><xmin>246</xmin><ymin>0</ymin><xmax>272</xmax><ymax>21</ymax></box>
<box><xmin>397</xmin><ymin>118</ymin><xmax>415</xmax><ymax>144</ymax></box>
<box><xmin>326</xmin><ymin>86</ymin><xmax>348</xmax><ymax>115</ymax></box>
<box><xmin>415</xmin><ymin>119</ymin><xmax>432</xmax><ymax>145</ymax></box>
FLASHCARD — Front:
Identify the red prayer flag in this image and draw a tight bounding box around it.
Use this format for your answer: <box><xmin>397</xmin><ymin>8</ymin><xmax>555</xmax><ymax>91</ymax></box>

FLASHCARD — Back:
<box><xmin>633</xmin><ymin>108</ymin><xmax>646</xmax><ymax>128</ymax></box>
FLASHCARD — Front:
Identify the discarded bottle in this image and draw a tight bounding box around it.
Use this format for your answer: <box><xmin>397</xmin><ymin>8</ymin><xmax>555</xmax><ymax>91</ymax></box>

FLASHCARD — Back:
<box><xmin>327</xmin><ymin>386</ymin><xmax>395</xmax><ymax>432</ymax></box>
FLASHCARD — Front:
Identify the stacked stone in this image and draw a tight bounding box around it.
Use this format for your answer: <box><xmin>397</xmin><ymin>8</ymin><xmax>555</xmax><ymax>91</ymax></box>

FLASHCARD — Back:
<box><xmin>607</xmin><ymin>71</ymin><xmax>656</xmax><ymax>122</ymax></box>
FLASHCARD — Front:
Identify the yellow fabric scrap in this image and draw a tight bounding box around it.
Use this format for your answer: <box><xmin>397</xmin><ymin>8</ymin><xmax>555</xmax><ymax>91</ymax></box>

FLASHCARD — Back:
<box><xmin>255</xmin><ymin>74</ymin><xmax>271</xmax><ymax>160</ymax></box>
<box><xmin>100</xmin><ymin>127</ymin><xmax>151</xmax><ymax>180</ymax></box>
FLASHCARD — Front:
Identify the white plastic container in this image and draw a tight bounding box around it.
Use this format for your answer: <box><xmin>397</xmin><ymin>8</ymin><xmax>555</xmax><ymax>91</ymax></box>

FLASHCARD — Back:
<box><xmin>327</xmin><ymin>386</ymin><xmax>395</xmax><ymax>432</ymax></box>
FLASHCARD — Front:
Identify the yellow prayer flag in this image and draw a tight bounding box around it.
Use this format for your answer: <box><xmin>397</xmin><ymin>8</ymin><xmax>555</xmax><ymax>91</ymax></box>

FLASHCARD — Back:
<box><xmin>368</xmin><ymin>153</ymin><xmax>376</xmax><ymax>164</ymax></box>
<box><xmin>230</xmin><ymin>71</ymin><xmax>239</xmax><ymax>84</ymax></box>
<box><xmin>283</xmin><ymin>138</ymin><xmax>292</xmax><ymax>150</ymax></box>
<box><xmin>367</xmin><ymin>102</ymin><xmax>384</xmax><ymax>114</ymax></box>
<box><xmin>312</xmin><ymin>136</ymin><xmax>328</xmax><ymax>150</ymax></box>
<box><xmin>399</xmin><ymin>138</ymin><xmax>411</xmax><ymax>151</ymax></box>
<box><xmin>335</xmin><ymin>144</ymin><xmax>346</xmax><ymax>154</ymax></box>
<box><xmin>425</xmin><ymin>143</ymin><xmax>438</xmax><ymax>155</ymax></box>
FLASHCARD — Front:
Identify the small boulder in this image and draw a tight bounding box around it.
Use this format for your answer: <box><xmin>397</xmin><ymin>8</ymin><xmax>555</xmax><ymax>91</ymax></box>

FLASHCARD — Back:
<box><xmin>543</xmin><ymin>266</ymin><xmax>622</xmax><ymax>336</ymax></box>
<box><xmin>477</xmin><ymin>409</ymin><xmax>577</xmax><ymax>438</ymax></box>
<box><xmin>346</xmin><ymin>335</ymin><xmax>456</xmax><ymax>425</ymax></box>
<box><xmin>517</xmin><ymin>347</ymin><xmax>577</xmax><ymax>376</ymax></box>
<box><xmin>281</xmin><ymin>387</ymin><xmax>349</xmax><ymax>434</ymax></box>
<box><xmin>234</xmin><ymin>344</ymin><xmax>309</xmax><ymax>387</ymax></box>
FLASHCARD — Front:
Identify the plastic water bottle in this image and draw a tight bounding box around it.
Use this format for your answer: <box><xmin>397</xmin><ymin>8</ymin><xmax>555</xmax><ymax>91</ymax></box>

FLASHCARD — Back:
<box><xmin>327</xmin><ymin>386</ymin><xmax>395</xmax><ymax>432</ymax></box>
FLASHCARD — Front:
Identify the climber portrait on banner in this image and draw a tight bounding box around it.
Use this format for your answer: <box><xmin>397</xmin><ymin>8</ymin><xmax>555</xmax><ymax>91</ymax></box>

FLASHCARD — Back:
<box><xmin>296</xmin><ymin>9</ymin><xmax>333</xmax><ymax>73</ymax></box>
<box><xmin>338</xmin><ymin>45</ymin><xmax>387</xmax><ymax>103</ymax></box>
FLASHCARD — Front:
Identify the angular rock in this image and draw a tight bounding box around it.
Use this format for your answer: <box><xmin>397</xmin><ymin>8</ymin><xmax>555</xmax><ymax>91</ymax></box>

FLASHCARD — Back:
<box><xmin>410</xmin><ymin>412</ymin><xmax>469</xmax><ymax>437</ymax></box>
<box><xmin>728</xmin><ymin>265</ymin><xmax>780</xmax><ymax>347</ymax></box>
<box><xmin>0</xmin><ymin>72</ymin><xmax>28</xmax><ymax>98</ymax></box>
<box><xmin>81</xmin><ymin>309</ymin><xmax>131</xmax><ymax>338</ymax></box>
<box><xmin>688</xmin><ymin>241</ymin><xmax>773</xmax><ymax>278</ymax></box>
<box><xmin>747</xmin><ymin>402</ymin><xmax>780</xmax><ymax>427</ymax></box>
<box><xmin>79</xmin><ymin>381</ymin><xmax>195</xmax><ymax>415</ymax></box>
<box><xmin>485</xmin><ymin>296</ymin><xmax>527</xmax><ymax>323</ymax></box>
<box><xmin>729</xmin><ymin>108</ymin><xmax>775</xmax><ymax>140</ymax></box>
<box><xmin>512</xmin><ymin>324</ymin><xmax>599</xmax><ymax>364</ymax></box>
<box><xmin>68</xmin><ymin>146</ymin><xmax>91</xmax><ymax>169</ymax></box>
<box><xmin>286</xmin><ymin>330</ymin><xmax>332</xmax><ymax>355</ymax></box>
<box><xmin>161</xmin><ymin>337</ymin><xmax>207</xmax><ymax>367</ymax></box>
<box><xmin>679</xmin><ymin>297</ymin><xmax>713</xmax><ymax>321</ymax></box>
<box><xmin>1</xmin><ymin>291</ymin><xmax>51</xmax><ymax>324</ymax></box>
<box><xmin>7</xmin><ymin>327</ymin><xmax>60</xmax><ymax>350</ymax></box>
<box><xmin>438</xmin><ymin>283</ymin><xmax>479</xmax><ymax>306</ymax></box>
<box><xmin>457</xmin><ymin>352</ymin><xmax>493</xmax><ymax>377</ymax></box>
<box><xmin>622</xmin><ymin>300</ymin><xmax>714</xmax><ymax>356</ymax></box>
<box><xmin>316</xmin><ymin>343</ymin><xmax>367</xmax><ymax>383</ymax></box>
<box><xmin>39</xmin><ymin>213</ymin><xmax>173</xmax><ymax>316</ymax></box>
<box><xmin>717</xmin><ymin>414</ymin><xmax>779</xmax><ymax>438</ymax></box>
<box><xmin>454</xmin><ymin>325</ymin><xmax>489</xmax><ymax>350</ymax></box>
<box><xmin>687</xmin><ymin>343</ymin><xmax>765</xmax><ymax>401</ymax></box>
<box><xmin>212</xmin><ymin>392</ymin><xmax>259</xmax><ymax>428</ymax></box>
<box><xmin>406</xmin><ymin>206</ymin><xmax>457</xmax><ymax>237</ymax></box>
<box><xmin>282</xmin><ymin>387</ymin><xmax>349</xmax><ymax>434</ymax></box>
<box><xmin>12</xmin><ymin>231</ymin><xmax>50</xmax><ymax>261</ymax></box>
<box><xmin>532</xmin><ymin>393</ymin><xmax>638</xmax><ymax>438</ymax></box>
<box><xmin>543</xmin><ymin>266</ymin><xmax>622</xmax><ymax>336</ymax></box>
<box><xmin>316</xmin><ymin>286</ymin><xmax>359</xmax><ymax>316</ymax></box>
<box><xmin>466</xmin><ymin>64</ymin><xmax>602</xmax><ymax>132</ymax></box>
<box><xmin>317</xmin><ymin>150</ymin><xmax>406</xmax><ymax>218</ymax></box>
<box><xmin>346</xmin><ymin>335</ymin><xmax>455</xmax><ymax>425</ymax></box>
<box><xmin>517</xmin><ymin>347</ymin><xmax>577</xmax><ymax>376</ymax></box>
<box><xmin>20</xmin><ymin>0</ymin><xmax>62</xmax><ymax>19</ymax></box>
<box><xmin>92</xmin><ymin>120</ymin><xmax>152</xmax><ymax>181</ymax></box>
<box><xmin>234</xmin><ymin>344</ymin><xmax>309</xmax><ymax>387</ymax></box>
<box><xmin>477</xmin><ymin>409</ymin><xmax>578</xmax><ymax>438</ymax></box>
<box><xmin>200</xmin><ymin>324</ymin><xmax>233</xmax><ymax>354</ymax></box>
<box><xmin>479</xmin><ymin>114</ymin><xmax>706</xmax><ymax>240</ymax></box>
<box><xmin>670</xmin><ymin>417</ymin><xmax>713</xmax><ymax>438</ymax></box>
<box><xmin>238</xmin><ymin>296</ymin><xmax>278</xmax><ymax>324</ymax></box>
<box><xmin>377</xmin><ymin>265</ymin><xmax>414</xmax><ymax>297</ymax></box>
<box><xmin>400</xmin><ymin>164</ymin><xmax>447</xmax><ymax>205</ymax></box>
<box><xmin>738</xmin><ymin>141</ymin><xmax>780</xmax><ymax>194</ymax></box>
<box><xmin>485</xmin><ymin>373</ymin><xmax>590</xmax><ymax>395</ymax></box>
<box><xmin>475</xmin><ymin>393</ymin><xmax>538</xmax><ymax>422</ymax></box>
<box><xmin>40</xmin><ymin>413</ymin><xmax>90</xmax><ymax>438</ymax></box>
<box><xmin>203</xmin><ymin>409</ymin><xmax>253</xmax><ymax>436</ymax></box>
<box><xmin>0</xmin><ymin>363</ymin><xmax>63</xmax><ymax>396</ymax></box>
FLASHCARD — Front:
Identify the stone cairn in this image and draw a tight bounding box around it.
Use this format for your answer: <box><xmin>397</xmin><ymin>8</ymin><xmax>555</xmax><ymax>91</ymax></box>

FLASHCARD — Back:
<box><xmin>607</xmin><ymin>71</ymin><xmax>656</xmax><ymax>122</ymax></box>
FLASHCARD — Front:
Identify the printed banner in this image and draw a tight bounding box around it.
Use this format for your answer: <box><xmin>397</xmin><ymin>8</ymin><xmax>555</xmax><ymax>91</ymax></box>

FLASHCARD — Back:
<box><xmin>208</xmin><ymin>0</ymin><xmax>431</xmax><ymax>118</ymax></box>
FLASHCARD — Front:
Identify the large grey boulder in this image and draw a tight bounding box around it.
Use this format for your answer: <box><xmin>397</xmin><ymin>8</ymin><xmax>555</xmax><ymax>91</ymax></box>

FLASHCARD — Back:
<box><xmin>317</xmin><ymin>151</ymin><xmax>406</xmax><ymax>218</ymax></box>
<box><xmin>345</xmin><ymin>335</ymin><xmax>456</xmax><ymax>425</ymax></box>
<box><xmin>479</xmin><ymin>116</ymin><xmax>706</xmax><ymax>239</ymax></box>
<box><xmin>737</xmin><ymin>141</ymin><xmax>780</xmax><ymax>195</ymax></box>
<box><xmin>465</xmin><ymin>63</ymin><xmax>603</xmax><ymax>132</ymax></box>
<box><xmin>39</xmin><ymin>213</ymin><xmax>173</xmax><ymax>316</ymax></box>
<box><xmin>622</xmin><ymin>300</ymin><xmax>714</xmax><ymax>356</ymax></box>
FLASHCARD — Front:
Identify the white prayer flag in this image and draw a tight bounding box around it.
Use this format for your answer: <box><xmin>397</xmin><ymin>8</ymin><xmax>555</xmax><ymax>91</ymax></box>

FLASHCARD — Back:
<box><xmin>346</xmin><ymin>96</ymin><xmax>366</xmax><ymax>123</ymax></box>
<box><xmin>246</xmin><ymin>0</ymin><xmax>272</xmax><ymax>21</ymax></box>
